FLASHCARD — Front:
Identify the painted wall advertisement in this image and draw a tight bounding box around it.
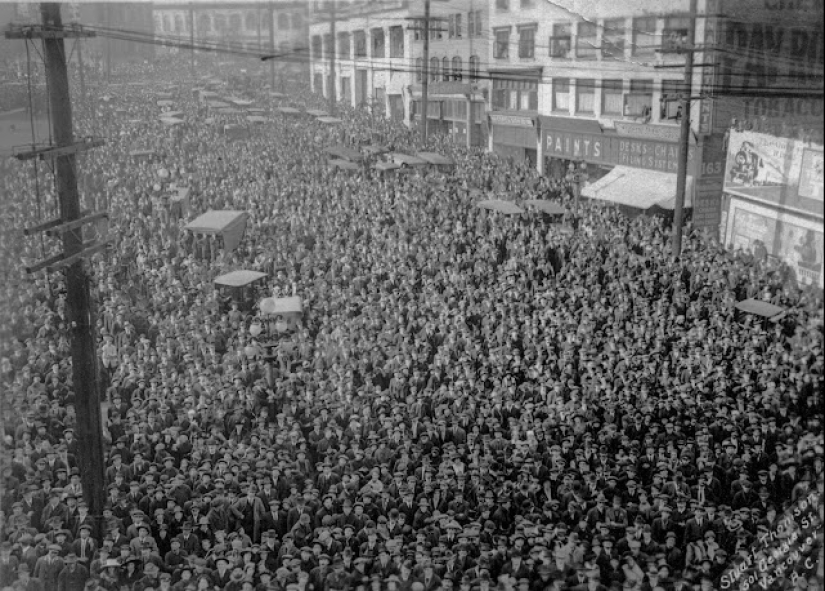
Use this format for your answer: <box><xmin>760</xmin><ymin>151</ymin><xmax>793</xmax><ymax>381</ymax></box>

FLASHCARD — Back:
<box><xmin>723</xmin><ymin>129</ymin><xmax>824</xmax><ymax>216</ymax></box>
<box><xmin>726</xmin><ymin>198</ymin><xmax>824</xmax><ymax>288</ymax></box>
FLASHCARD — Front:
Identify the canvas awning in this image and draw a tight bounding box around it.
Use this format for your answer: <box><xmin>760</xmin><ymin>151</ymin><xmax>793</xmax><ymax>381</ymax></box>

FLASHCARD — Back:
<box><xmin>317</xmin><ymin>116</ymin><xmax>342</xmax><ymax>124</ymax></box>
<box><xmin>307</xmin><ymin>109</ymin><xmax>328</xmax><ymax>117</ymax></box>
<box><xmin>269</xmin><ymin>92</ymin><xmax>286</xmax><ymax>98</ymax></box>
<box><xmin>157</xmin><ymin>100</ymin><xmax>175</xmax><ymax>107</ymax></box>
<box><xmin>159</xmin><ymin>117</ymin><xmax>185</xmax><ymax>126</ymax></box>
<box><xmin>524</xmin><ymin>200</ymin><xmax>566</xmax><ymax>215</ymax></box>
<box><xmin>362</xmin><ymin>145</ymin><xmax>389</xmax><ymax>157</ymax></box>
<box><xmin>246</xmin><ymin>115</ymin><xmax>268</xmax><ymax>123</ymax></box>
<box><xmin>580</xmin><ymin>166</ymin><xmax>693</xmax><ymax>211</ymax></box>
<box><xmin>278</xmin><ymin>107</ymin><xmax>301</xmax><ymax>114</ymax></box>
<box><xmin>735</xmin><ymin>298</ymin><xmax>787</xmax><ymax>321</ymax></box>
<box><xmin>416</xmin><ymin>152</ymin><xmax>454</xmax><ymax>166</ymax></box>
<box><xmin>185</xmin><ymin>210</ymin><xmax>248</xmax><ymax>251</ymax></box>
<box><xmin>129</xmin><ymin>149</ymin><xmax>155</xmax><ymax>159</ymax></box>
<box><xmin>477</xmin><ymin>200</ymin><xmax>524</xmax><ymax>215</ymax></box>
<box><xmin>324</xmin><ymin>146</ymin><xmax>364</xmax><ymax>162</ymax></box>
<box><xmin>214</xmin><ymin>270</ymin><xmax>268</xmax><ymax>288</ymax></box>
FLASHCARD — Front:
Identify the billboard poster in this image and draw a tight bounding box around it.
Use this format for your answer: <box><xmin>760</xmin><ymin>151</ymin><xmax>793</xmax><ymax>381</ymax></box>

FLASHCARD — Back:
<box><xmin>724</xmin><ymin>130</ymin><xmax>824</xmax><ymax>216</ymax></box>
<box><xmin>726</xmin><ymin>198</ymin><xmax>824</xmax><ymax>288</ymax></box>
<box><xmin>798</xmin><ymin>149</ymin><xmax>824</xmax><ymax>201</ymax></box>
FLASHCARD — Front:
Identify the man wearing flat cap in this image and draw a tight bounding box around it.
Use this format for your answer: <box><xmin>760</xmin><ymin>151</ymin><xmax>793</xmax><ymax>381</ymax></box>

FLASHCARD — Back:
<box><xmin>34</xmin><ymin>544</ymin><xmax>64</xmax><ymax>591</ymax></box>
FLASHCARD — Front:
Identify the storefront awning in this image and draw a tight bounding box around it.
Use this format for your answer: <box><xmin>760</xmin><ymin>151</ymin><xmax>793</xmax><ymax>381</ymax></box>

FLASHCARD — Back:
<box><xmin>581</xmin><ymin>166</ymin><xmax>693</xmax><ymax>211</ymax></box>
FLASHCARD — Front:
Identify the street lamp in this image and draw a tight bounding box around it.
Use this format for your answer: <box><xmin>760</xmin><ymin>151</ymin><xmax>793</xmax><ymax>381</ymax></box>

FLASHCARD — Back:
<box><xmin>566</xmin><ymin>160</ymin><xmax>589</xmax><ymax>205</ymax></box>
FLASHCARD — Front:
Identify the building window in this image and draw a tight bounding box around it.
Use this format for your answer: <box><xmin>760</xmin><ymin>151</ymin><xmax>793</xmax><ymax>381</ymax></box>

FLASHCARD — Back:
<box><xmin>448</xmin><ymin>14</ymin><xmax>455</xmax><ymax>38</ymax></box>
<box><xmin>553</xmin><ymin>78</ymin><xmax>570</xmax><ymax>112</ymax></box>
<box><xmin>415</xmin><ymin>57</ymin><xmax>423</xmax><ymax>82</ymax></box>
<box><xmin>277</xmin><ymin>13</ymin><xmax>289</xmax><ymax>30</ymax></box>
<box><xmin>602</xmin><ymin>19</ymin><xmax>625</xmax><ymax>59</ymax></box>
<box><xmin>469</xmin><ymin>55</ymin><xmax>480</xmax><ymax>80</ymax></box>
<box><xmin>354</xmin><ymin>30</ymin><xmax>366</xmax><ymax>58</ymax></box>
<box><xmin>602</xmin><ymin>79</ymin><xmax>623</xmax><ymax>115</ymax></box>
<box><xmin>496</xmin><ymin>0</ymin><xmax>509</xmax><ymax>10</ymax></box>
<box><xmin>389</xmin><ymin>26</ymin><xmax>403</xmax><ymax>57</ymax></box>
<box><xmin>430</xmin><ymin>57</ymin><xmax>439</xmax><ymax>81</ymax></box>
<box><xmin>661</xmin><ymin>79</ymin><xmax>688</xmax><ymax>121</ymax></box>
<box><xmin>492</xmin><ymin>78</ymin><xmax>537</xmax><ymax>111</ymax></box>
<box><xmin>633</xmin><ymin>17</ymin><xmax>656</xmax><ymax>55</ymax></box>
<box><xmin>312</xmin><ymin>35</ymin><xmax>322</xmax><ymax>59</ymax></box>
<box><xmin>452</xmin><ymin>56</ymin><xmax>463</xmax><ymax>81</ymax></box>
<box><xmin>663</xmin><ymin>16</ymin><xmax>690</xmax><ymax>52</ymax></box>
<box><xmin>292</xmin><ymin>13</ymin><xmax>302</xmax><ymax>30</ymax></box>
<box><xmin>467</xmin><ymin>10</ymin><xmax>482</xmax><ymax>38</ymax></box>
<box><xmin>576</xmin><ymin>22</ymin><xmax>598</xmax><ymax>59</ymax></box>
<box><xmin>244</xmin><ymin>12</ymin><xmax>256</xmax><ymax>31</ymax></box>
<box><xmin>454</xmin><ymin>13</ymin><xmax>462</xmax><ymax>38</ymax></box>
<box><xmin>338</xmin><ymin>32</ymin><xmax>350</xmax><ymax>60</ymax></box>
<box><xmin>549</xmin><ymin>23</ymin><xmax>571</xmax><ymax>58</ymax></box>
<box><xmin>518</xmin><ymin>26</ymin><xmax>536</xmax><ymax>59</ymax></box>
<box><xmin>413</xmin><ymin>19</ymin><xmax>423</xmax><ymax>41</ymax></box>
<box><xmin>442</xmin><ymin>57</ymin><xmax>450</xmax><ymax>81</ymax></box>
<box><xmin>625</xmin><ymin>79</ymin><xmax>653</xmax><ymax>118</ymax></box>
<box><xmin>494</xmin><ymin>28</ymin><xmax>510</xmax><ymax>59</ymax></box>
<box><xmin>371</xmin><ymin>28</ymin><xmax>385</xmax><ymax>58</ymax></box>
<box><xmin>576</xmin><ymin>79</ymin><xmax>595</xmax><ymax>113</ymax></box>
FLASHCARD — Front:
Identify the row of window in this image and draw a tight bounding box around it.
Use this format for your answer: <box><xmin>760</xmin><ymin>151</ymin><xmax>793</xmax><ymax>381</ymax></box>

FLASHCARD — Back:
<box><xmin>493</xmin><ymin>16</ymin><xmax>690</xmax><ymax>61</ymax></box>
<box><xmin>413</xmin><ymin>56</ymin><xmax>481</xmax><ymax>83</ymax></box>
<box><xmin>159</xmin><ymin>11</ymin><xmax>303</xmax><ymax>35</ymax></box>
<box><xmin>312</xmin><ymin>26</ymin><xmax>404</xmax><ymax>60</ymax></box>
<box><xmin>411</xmin><ymin>10</ymin><xmax>484</xmax><ymax>41</ymax></box>
<box><xmin>492</xmin><ymin>77</ymin><xmax>688</xmax><ymax>120</ymax></box>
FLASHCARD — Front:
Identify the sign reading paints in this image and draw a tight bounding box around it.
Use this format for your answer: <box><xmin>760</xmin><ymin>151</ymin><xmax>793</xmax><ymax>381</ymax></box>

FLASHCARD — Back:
<box><xmin>543</xmin><ymin>130</ymin><xmax>695</xmax><ymax>173</ymax></box>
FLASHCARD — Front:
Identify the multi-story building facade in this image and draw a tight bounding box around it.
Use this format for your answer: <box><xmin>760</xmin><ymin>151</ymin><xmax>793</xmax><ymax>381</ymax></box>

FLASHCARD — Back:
<box><xmin>152</xmin><ymin>1</ymin><xmax>308</xmax><ymax>80</ymax></box>
<box><xmin>308</xmin><ymin>0</ymin><xmax>490</xmax><ymax>147</ymax></box>
<box><xmin>408</xmin><ymin>0</ymin><xmax>490</xmax><ymax>146</ymax></box>
<box><xmin>309</xmin><ymin>0</ymin><xmax>414</xmax><ymax>122</ymax></box>
<box><xmin>487</xmin><ymin>0</ymin><xmax>702</xmax><ymax>179</ymax></box>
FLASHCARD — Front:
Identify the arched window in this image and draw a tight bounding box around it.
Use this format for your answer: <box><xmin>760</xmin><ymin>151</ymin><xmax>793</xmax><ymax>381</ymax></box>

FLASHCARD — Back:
<box><xmin>214</xmin><ymin>14</ymin><xmax>226</xmax><ymax>33</ymax></box>
<box><xmin>197</xmin><ymin>14</ymin><xmax>211</xmax><ymax>34</ymax></box>
<box><xmin>229</xmin><ymin>13</ymin><xmax>242</xmax><ymax>33</ymax></box>
<box><xmin>278</xmin><ymin>13</ymin><xmax>290</xmax><ymax>30</ymax></box>
<box><xmin>430</xmin><ymin>57</ymin><xmax>439</xmax><ymax>82</ymax></box>
<box><xmin>292</xmin><ymin>12</ymin><xmax>303</xmax><ymax>30</ymax></box>
<box><xmin>469</xmin><ymin>55</ymin><xmax>480</xmax><ymax>80</ymax></box>
<box><xmin>415</xmin><ymin>57</ymin><xmax>423</xmax><ymax>82</ymax></box>
<box><xmin>452</xmin><ymin>56</ymin><xmax>462</xmax><ymax>81</ymax></box>
<box><xmin>442</xmin><ymin>57</ymin><xmax>449</xmax><ymax>81</ymax></box>
<box><xmin>174</xmin><ymin>15</ymin><xmax>184</xmax><ymax>32</ymax></box>
<box><xmin>163</xmin><ymin>15</ymin><xmax>172</xmax><ymax>32</ymax></box>
<box><xmin>245</xmin><ymin>12</ymin><xmax>257</xmax><ymax>31</ymax></box>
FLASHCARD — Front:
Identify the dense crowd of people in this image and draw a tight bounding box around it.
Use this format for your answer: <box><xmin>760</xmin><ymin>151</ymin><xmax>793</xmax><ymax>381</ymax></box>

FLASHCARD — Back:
<box><xmin>0</xmin><ymin>56</ymin><xmax>823</xmax><ymax>591</ymax></box>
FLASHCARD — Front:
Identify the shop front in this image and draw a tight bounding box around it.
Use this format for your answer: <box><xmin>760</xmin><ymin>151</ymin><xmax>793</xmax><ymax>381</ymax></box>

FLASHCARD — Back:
<box><xmin>540</xmin><ymin>115</ymin><xmax>699</xmax><ymax>211</ymax></box>
<box><xmin>489</xmin><ymin>112</ymin><xmax>538</xmax><ymax>167</ymax></box>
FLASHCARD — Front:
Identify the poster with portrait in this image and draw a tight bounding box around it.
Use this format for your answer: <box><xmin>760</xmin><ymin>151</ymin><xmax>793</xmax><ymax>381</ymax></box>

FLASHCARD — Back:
<box><xmin>726</xmin><ymin>198</ymin><xmax>824</xmax><ymax>288</ymax></box>
<box><xmin>723</xmin><ymin>130</ymin><xmax>824</xmax><ymax>217</ymax></box>
<box><xmin>798</xmin><ymin>149</ymin><xmax>824</xmax><ymax>201</ymax></box>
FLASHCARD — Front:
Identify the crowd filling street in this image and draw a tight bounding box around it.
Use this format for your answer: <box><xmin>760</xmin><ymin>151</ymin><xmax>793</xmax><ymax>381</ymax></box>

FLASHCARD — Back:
<box><xmin>0</xmin><ymin>58</ymin><xmax>823</xmax><ymax>591</ymax></box>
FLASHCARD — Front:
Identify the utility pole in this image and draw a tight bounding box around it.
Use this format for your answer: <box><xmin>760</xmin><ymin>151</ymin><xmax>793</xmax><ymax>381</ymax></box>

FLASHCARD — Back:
<box><xmin>77</xmin><ymin>34</ymin><xmax>86</xmax><ymax>105</ymax></box>
<box><xmin>9</xmin><ymin>2</ymin><xmax>108</xmax><ymax>527</ymax></box>
<box><xmin>328</xmin><ymin>0</ymin><xmax>337</xmax><ymax>116</ymax></box>
<box><xmin>421</xmin><ymin>0</ymin><xmax>430</xmax><ymax>144</ymax></box>
<box><xmin>671</xmin><ymin>0</ymin><xmax>697</xmax><ymax>259</ymax></box>
<box><xmin>105</xmin><ymin>3</ymin><xmax>111</xmax><ymax>82</ymax></box>
<box><xmin>190</xmin><ymin>2</ymin><xmax>195</xmax><ymax>80</ymax></box>
<box><xmin>268</xmin><ymin>2</ymin><xmax>275</xmax><ymax>89</ymax></box>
